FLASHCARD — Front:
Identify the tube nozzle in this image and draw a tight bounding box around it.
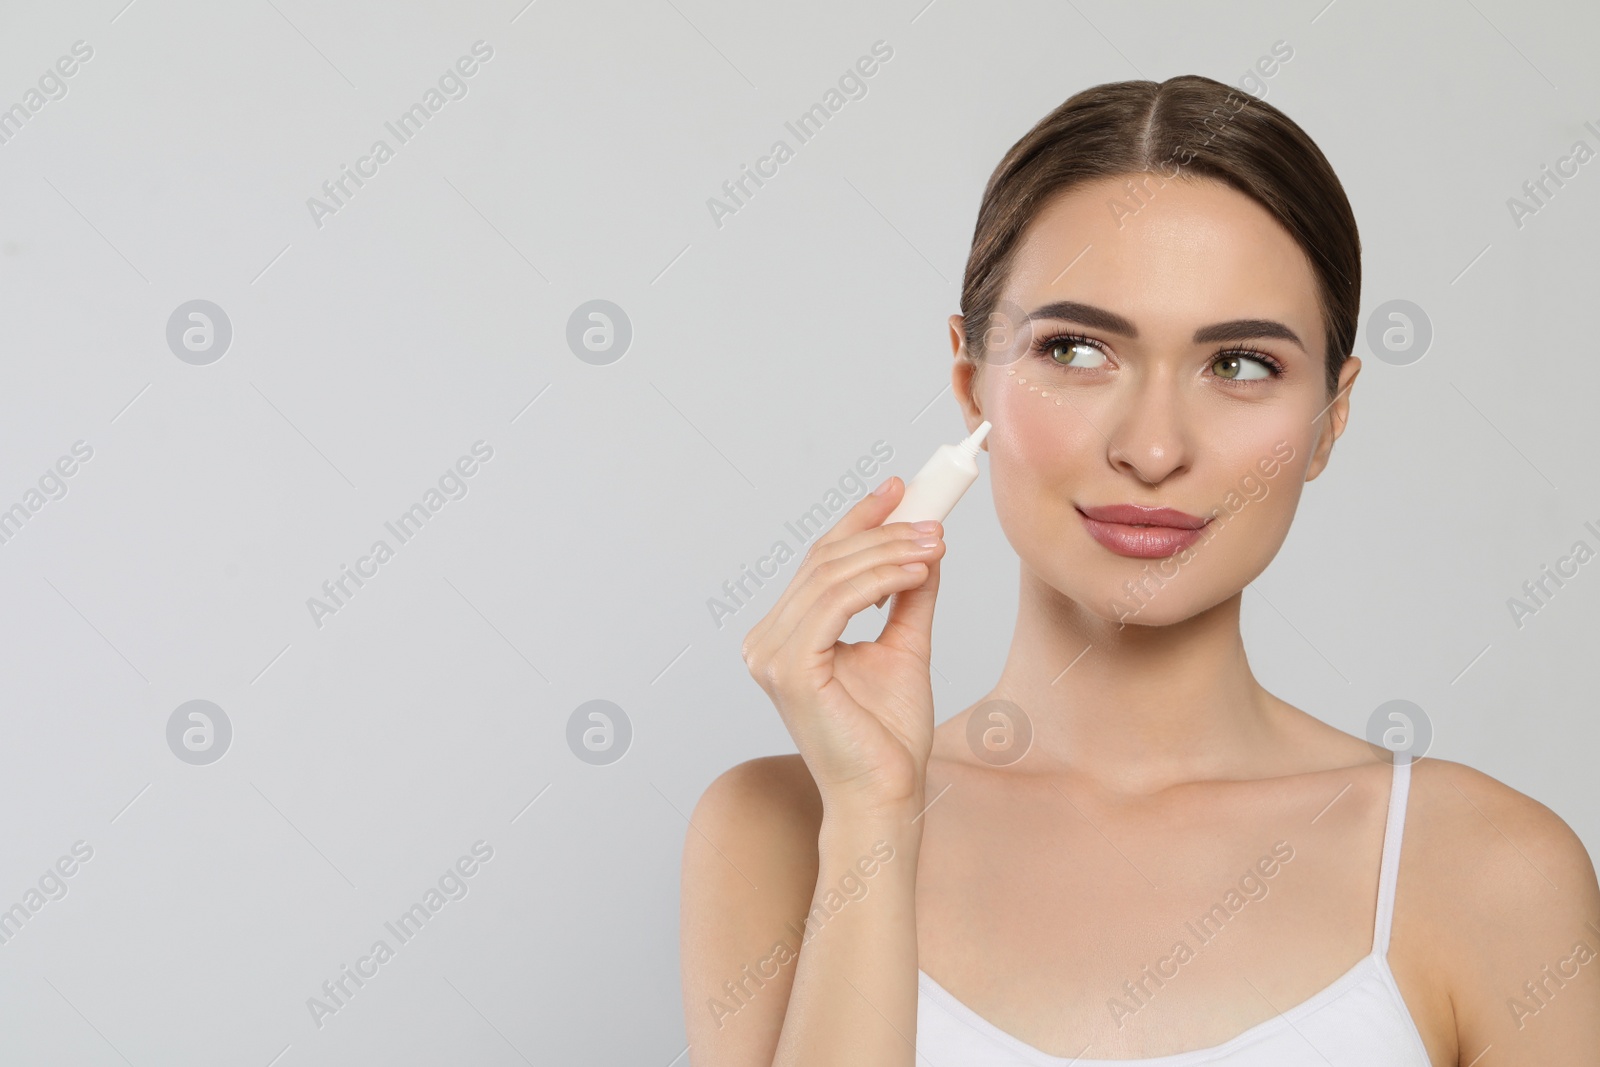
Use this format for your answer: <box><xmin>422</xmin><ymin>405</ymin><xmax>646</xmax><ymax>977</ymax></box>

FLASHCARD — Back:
<box><xmin>959</xmin><ymin>420</ymin><xmax>992</xmax><ymax>458</ymax></box>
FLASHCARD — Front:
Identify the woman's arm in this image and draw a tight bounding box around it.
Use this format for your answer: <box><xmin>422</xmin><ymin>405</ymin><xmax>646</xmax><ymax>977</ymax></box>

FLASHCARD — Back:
<box><xmin>680</xmin><ymin>755</ymin><xmax>925</xmax><ymax>1067</ymax></box>
<box><xmin>1421</xmin><ymin>760</ymin><xmax>1600</xmax><ymax>1064</ymax></box>
<box><xmin>681</xmin><ymin>479</ymin><xmax>948</xmax><ymax>1065</ymax></box>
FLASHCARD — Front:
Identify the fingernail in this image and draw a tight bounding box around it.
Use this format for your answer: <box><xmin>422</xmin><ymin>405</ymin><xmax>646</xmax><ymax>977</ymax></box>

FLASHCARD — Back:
<box><xmin>911</xmin><ymin>520</ymin><xmax>939</xmax><ymax>532</ymax></box>
<box><xmin>872</xmin><ymin>477</ymin><xmax>893</xmax><ymax>496</ymax></box>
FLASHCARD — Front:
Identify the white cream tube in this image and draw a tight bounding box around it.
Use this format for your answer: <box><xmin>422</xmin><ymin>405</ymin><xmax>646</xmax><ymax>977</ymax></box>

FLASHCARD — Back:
<box><xmin>884</xmin><ymin>420</ymin><xmax>991</xmax><ymax>525</ymax></box>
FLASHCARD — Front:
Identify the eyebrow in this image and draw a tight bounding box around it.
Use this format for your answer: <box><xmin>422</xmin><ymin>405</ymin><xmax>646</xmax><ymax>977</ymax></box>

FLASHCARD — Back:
<box><xmin>1027</xmin><ymin>300</ymin><xmax>1306</xmax><ymax>353</ymax></box>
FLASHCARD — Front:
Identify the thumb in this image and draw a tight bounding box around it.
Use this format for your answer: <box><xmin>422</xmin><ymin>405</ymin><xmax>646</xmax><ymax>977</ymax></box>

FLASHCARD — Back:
<box><xmin>877</xmin><ymin>554</ymin><xmax>940</xmax><ymax>661</ymax></box>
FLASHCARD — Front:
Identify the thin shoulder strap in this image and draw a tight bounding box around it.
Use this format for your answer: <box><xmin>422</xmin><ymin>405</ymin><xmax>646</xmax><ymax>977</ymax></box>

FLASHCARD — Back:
<box><xmin>1371</xmin><ymin>753</ymin><xmax>1413</xmax><ymax>957</ymax></box>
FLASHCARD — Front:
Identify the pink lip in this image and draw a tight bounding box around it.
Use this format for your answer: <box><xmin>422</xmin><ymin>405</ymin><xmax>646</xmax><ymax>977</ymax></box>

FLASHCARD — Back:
<box><xmin>1076</xmin><ymin>503</ymin><xmax>1211</xmax><ymax>559</ymax></box>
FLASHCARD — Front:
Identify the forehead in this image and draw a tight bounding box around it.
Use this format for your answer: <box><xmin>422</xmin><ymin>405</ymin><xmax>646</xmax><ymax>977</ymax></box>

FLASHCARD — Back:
<box><xmin>1002</xmin><ymin>174</ymin><xmax>1321</xmax><ymax>341</ymax></box>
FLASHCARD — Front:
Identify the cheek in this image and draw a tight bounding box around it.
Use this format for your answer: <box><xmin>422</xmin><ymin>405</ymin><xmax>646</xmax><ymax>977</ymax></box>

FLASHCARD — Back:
<box><xmin>985</xmin><ymin>418</ymin><xmax>1100</xmax><ymax>564</ymax></box>
<box><xmin>1213</xmin><ymin>432</ymin><xmax>1310</xmax><ymax>548</ymax></box>
<box><xmin>988</xmin><ymin>366</ymin><xmax>1105</xmax><ymax>463</ymax></box>
<box><xmin>987</xmin><ymin>414</ymin><xmax>1090</xmax><ymax>518</ymax></box>
<box><xmin>1204</xmin><ymin>399</ymin><xmax>1310</xmax><ymax>486</ymax></box>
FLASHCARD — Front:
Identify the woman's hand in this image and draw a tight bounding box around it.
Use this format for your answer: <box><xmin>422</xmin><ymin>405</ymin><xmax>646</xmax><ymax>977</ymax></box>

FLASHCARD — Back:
<box><xmin>740</xmin><ymin>477</ymin><xmax>946</xmax><ymax>816</ymax></box>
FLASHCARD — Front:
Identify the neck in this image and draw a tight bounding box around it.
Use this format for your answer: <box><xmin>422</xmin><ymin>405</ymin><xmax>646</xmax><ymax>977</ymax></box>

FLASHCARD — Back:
<box><xmin>987</xmin><ymin>565</ymin><xmax>1281</xmax><ymax>793</ymax></box>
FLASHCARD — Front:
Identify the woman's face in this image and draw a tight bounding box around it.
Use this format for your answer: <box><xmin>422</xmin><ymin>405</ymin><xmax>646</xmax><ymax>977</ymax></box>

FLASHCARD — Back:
<box><xmin>952</xmin><ymin>173</ymin><xmax>1359</xmax><ymax>628</ymax></box>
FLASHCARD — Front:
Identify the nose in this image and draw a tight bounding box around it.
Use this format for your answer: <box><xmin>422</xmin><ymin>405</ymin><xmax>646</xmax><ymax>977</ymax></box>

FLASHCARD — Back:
<box><xmin>1102</xmin><ymin>370</ymin><xmax>1192</xmax><ymax>485</ymax></box>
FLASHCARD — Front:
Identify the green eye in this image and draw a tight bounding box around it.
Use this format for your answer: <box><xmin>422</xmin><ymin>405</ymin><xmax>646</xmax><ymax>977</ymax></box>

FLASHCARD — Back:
<box><xmin>1214</xmin><ymin>353</ymin><xmax>1275</xmax><ymax>380</ymax></box>
<box><xmin>1031</xmin><ymin>332</ymin><xmax>1285</xmax><ymax>384</ymax></box>
<box><xmin>1047</xmin><ymin>338</ymin><xmax>1108</xmax><ymax>368</ymax></box>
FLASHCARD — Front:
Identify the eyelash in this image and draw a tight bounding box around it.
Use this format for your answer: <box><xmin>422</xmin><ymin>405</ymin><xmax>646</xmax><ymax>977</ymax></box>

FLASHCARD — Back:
<box><xmin>1029</xmin><ymin>331</ymin><xmax>1287</xmax><ymax>382</ymax></box>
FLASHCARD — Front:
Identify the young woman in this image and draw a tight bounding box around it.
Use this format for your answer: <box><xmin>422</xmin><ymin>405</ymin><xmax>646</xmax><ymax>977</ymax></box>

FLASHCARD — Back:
<box><xmin>680</xmin><ymin>75</ymin><xmax>1600</xmax><ymax>1066</ymax></box>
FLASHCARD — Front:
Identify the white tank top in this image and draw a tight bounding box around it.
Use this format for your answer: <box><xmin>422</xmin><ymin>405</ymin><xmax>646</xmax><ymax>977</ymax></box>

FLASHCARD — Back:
<box><xmin>916</xmin><ymin>754</ymin><xmax>1433</xmax><ymax>1065</ymax></box>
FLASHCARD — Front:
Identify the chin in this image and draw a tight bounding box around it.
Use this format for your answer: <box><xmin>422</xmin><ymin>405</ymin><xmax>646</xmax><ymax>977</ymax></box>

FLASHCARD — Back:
<box><xmin>1104</xmin><ymin>595</ymin><xmax>1215</xmax><ymax>629</ymax></box>
<box><xmin>1046</xmin><ymin>553</ymin><xmax>1248</xmax><ymax>629</ymax></box>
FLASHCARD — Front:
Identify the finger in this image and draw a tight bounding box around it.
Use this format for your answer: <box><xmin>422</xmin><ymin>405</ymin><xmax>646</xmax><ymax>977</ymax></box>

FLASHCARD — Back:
<box><xmin>754</xmin><ymin>529</ymin><xmax>942</xmax><ymax>664</ymax></box>
<box><xmin>786</xmin><ymin>556</ymin><xmax>944</xmax><ymax>663</ymax></box>
<box><xmin>749</xmin><ymin>529</ymin><xmax>943</xmax><ymax>669</ymax></box>
<box><xmin>877</xmin><ymin>553</ymin><xmax>941</xmax><ymax>663</ymax></box>
<box><xmin>743</xmin><ymin>476</ymin><xmax>907</xmax><ymax>655</ymax></box>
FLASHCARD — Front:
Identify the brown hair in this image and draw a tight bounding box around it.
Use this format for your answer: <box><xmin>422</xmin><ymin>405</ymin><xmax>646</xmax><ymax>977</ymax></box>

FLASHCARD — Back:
<box><xmin>961</xmin><ymin>75</ymin><xmax>1360</xmax><ymax>397</ymax></box>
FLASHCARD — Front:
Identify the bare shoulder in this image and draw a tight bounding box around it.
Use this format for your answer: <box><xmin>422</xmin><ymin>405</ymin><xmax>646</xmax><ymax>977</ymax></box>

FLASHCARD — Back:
<box><xmin>690</xmin><ymin>753</ymin><xmax>823</xmax><ymax>849</ymax></box>
<box><xmin>1406</xmin><ymin>756</ymin><xmax>1597</xmax><ymax>901</ymax></box>
<box><xmin>679</xmin><ymin>755</ymin><xmax>822</xmax><ymax>1065</ymax></box>
<box><xmin>1403</xmin><ymin>756</ymin><xmax>1600</xmax><ymax>1060</ymax></box>
<box><xmin>684</xmin><ymin>755</ymin><xmax>824</xmax><ymax>901</ymax></box>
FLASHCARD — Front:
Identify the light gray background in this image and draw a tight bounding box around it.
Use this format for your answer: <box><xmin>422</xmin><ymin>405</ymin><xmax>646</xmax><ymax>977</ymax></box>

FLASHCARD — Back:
<box><xmin>1</xmin><ymin>0</ymin><xmax>1596</xmax><ymax>1063</ymax></box>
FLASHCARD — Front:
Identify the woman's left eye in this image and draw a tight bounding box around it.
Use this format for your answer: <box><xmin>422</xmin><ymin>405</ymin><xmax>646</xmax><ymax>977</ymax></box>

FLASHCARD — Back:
<box><xmin>1212</xmin><ymin>353</ymin><xmax>1279</xmax><ymax>381</ymax></box>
